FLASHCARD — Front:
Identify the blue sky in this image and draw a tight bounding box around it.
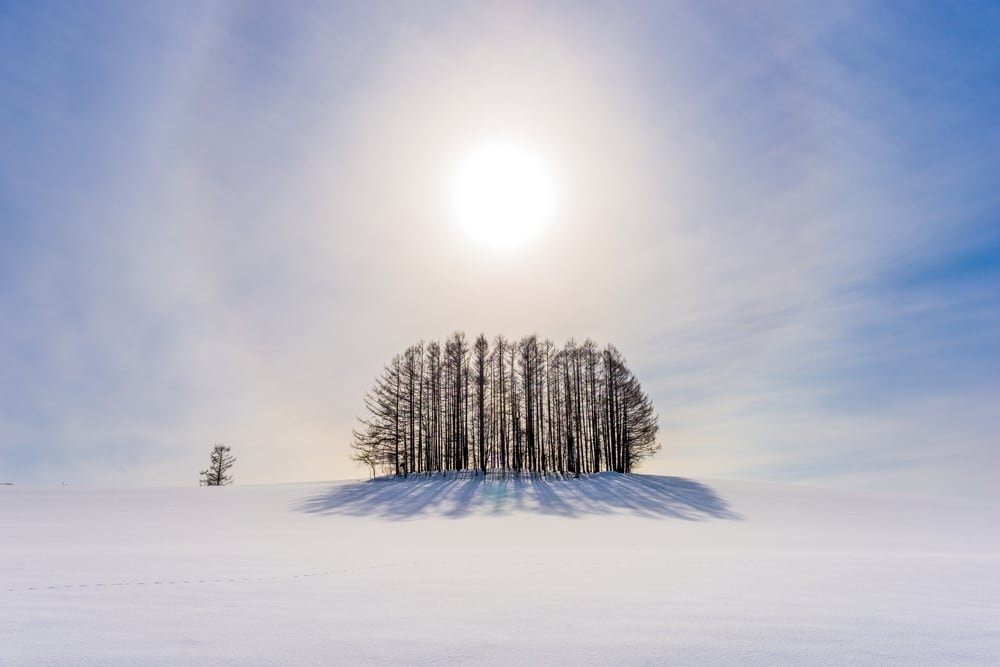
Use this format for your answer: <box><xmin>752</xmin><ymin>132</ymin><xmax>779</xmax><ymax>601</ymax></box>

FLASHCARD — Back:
<box><xmin>1</xmin><ymin>1</ymin><xmax>998</xmax><ymax>495</ymax></box>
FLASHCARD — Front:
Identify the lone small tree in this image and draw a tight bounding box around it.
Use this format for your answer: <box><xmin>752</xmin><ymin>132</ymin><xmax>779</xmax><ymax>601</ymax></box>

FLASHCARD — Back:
<box><xmin>200</xmin><ymin>445</ymin><xmax>236</xmax><ymax>486</ymax></box>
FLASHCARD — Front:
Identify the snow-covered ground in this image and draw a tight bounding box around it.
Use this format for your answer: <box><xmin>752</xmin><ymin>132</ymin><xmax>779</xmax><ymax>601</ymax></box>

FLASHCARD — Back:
<box><xmin>3</xmin><ymin>473</ymin><xmax>998</xmax><ymax>665</ymax></box>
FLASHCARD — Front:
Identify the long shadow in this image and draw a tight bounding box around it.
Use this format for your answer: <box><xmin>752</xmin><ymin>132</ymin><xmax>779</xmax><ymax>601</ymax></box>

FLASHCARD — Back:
<box><xmin>295</xmin><ymin>472</ymin><xmax>742</xmax><ymax>521</ymax></box>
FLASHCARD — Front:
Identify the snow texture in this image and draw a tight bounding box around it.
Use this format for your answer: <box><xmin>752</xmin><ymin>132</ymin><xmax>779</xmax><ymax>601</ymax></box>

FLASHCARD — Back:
<box><xmin>2</xmin><ymin>473</ymin><xmax>998</xmax><ymax>665</ymax></box>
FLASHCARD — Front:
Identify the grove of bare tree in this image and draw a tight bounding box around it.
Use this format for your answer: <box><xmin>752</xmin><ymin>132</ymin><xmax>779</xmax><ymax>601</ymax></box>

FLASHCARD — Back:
<box><xmin>352</xmin><ymin>334</ymin><xmax>659</xmax><ymax>477</ymax></box>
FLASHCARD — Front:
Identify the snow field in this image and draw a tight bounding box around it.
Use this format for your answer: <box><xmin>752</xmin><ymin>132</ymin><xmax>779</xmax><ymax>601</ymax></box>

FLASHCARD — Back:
<box><xmin>2</xmin><ymin>474</ymin><xmax>998</xmax><ymax>665</ymax></box>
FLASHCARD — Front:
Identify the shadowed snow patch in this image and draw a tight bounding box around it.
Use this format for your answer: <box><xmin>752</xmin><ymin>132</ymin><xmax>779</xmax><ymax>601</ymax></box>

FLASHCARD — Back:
<box><xmin>296</xmin><ymin>472</ymin><xmax>742</xmax><ymax>520</ymax></box>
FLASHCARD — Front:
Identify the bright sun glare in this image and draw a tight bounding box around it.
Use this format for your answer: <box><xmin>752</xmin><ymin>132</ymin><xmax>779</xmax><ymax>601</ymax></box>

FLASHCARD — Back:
<box><xmin>450</xmin><ymin>142</ymin><xmax>556</xmax><ymax>251</ymax></box>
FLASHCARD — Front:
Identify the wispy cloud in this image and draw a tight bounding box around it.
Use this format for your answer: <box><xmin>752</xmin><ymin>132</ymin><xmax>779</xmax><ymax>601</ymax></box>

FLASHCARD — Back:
<box><xmin>1</xmin><ymin>2</ymin><xmax>997</xmax><ymax>496</ymax></box>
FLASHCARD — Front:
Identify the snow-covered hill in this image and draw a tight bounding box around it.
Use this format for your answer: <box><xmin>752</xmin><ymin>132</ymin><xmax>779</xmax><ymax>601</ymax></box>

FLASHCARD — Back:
<box><xmin>3</xmin><ymin>474</ymin><xmax>998</xmax><ymax>665</ymax></box>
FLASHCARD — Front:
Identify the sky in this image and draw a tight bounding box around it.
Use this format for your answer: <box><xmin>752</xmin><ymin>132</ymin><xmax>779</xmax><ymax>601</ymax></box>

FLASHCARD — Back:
<box><xmin>1</xmin><ymin>1</ymin><xmax>998</xmax><ymax>496</ymax></box>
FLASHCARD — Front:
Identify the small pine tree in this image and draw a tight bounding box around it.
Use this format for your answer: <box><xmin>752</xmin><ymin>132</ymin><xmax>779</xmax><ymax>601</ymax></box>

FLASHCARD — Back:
<box><xmin>200</xmin><ymin>444</ymin><xmax>236</xmax><ymax>486</ymax></box>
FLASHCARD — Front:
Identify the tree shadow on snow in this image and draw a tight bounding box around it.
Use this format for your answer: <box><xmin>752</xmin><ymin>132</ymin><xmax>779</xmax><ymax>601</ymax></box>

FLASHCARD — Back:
<box><xmin>295</xmin><ymin>472</ymin><xmax>742</xmax><ymax>521</ymax></box>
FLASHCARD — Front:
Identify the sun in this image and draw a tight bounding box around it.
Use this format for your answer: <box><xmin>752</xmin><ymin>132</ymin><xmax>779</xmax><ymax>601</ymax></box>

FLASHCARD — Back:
<box><xmin>450</xmin><ymin>142</ymin><xmax>557</xmax><ymax>251</ymax></box>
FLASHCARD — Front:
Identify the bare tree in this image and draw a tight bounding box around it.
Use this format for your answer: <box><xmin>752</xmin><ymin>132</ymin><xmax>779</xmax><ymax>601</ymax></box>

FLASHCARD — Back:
<box><xmin>200</xmin><ymin>445</ymin><xmax>236</xmax><ymax>486</ymax></box>
<box><xmin>351</xmin><ymin>435</ymin><xmax>381</xmax><ymax>479</ymax></box>
<box><xmin>473</xmin><ymin>334</ymin><xmax>489</xmax><ymax>474</ymax></box>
